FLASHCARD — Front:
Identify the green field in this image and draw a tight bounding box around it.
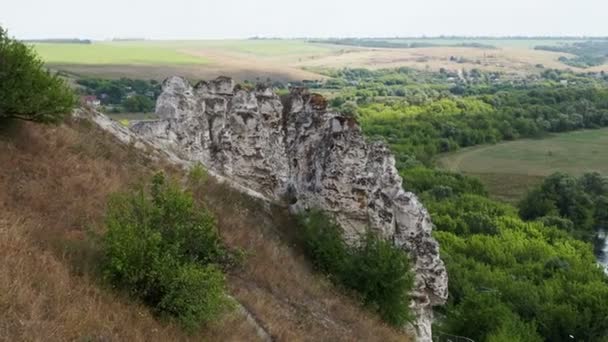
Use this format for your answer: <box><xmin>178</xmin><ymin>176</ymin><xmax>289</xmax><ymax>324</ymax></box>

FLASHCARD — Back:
<box><xmin>32</xmin><ymin>40</ymin><xmax>337</xmax><ymax>81</ymax></box>
<box><xmin>135</xmin><ymin>39</ymin><xmax>338</xmax><ymax>57</ymax></box>
<box><xmin>33</xmin><ymin>42</ymin><xmax>209</xmax><ymax>65</ymax></box>
<box><xmin>439</xmin><ymin>128</ymin><xmax>608</xmax><ymax>202</ymax></box>
<box><xmin>32</xmin><ymin>40</ymin><xmax>336</xmax><ymax>65</ymax></box>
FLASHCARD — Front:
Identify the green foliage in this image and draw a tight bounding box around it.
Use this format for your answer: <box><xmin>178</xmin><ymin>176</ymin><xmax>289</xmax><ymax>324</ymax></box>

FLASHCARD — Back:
<box><xmin>297</xmin><ymin>210</ymin><xmax>349</xmax><ymax>275</ymax></box>
<box><xmin>157</xmin><ymin>263</ymin><xmax>229</xmax><ymax>331</ymax></box>
<box><xmin>343</xmin><ymin>232</ymin><xmax>415</xmax><ymax>326</ymax></box>
<box><xmin>102</xmin><ymin>172</ymin><xmax>231</xmax><ymax>330</ymax></box>
<box><xmin>360</xmin><ymin>85</ymin><xmax>608</xmax><ymax>165</ymax></box>
<box><xmin>76</xmin><ymin>77</ymin><xmax>160</xmax><ymax>112</ymax></box>
<box><xmin>519</xmin><ymin>172</ymin><xmax>608</xmax><ymax>240</ymax></box>
<box><xmin>401</xmin><ymin>166</ymin><xmax>487</xmax><ymax>196</ymax></box>
<box><xmin>435</xmin><ymin>212</ymin><xmax>608</xmax><ymax>341</ymax></box>
<box><xmin>187</xmin><ymin>163</ymin><xmax>209</xmax><ymax>188</ymax></box>
<box><xmin>338</xmin><ymin>101</ymin><xmax>359</xmax><ymax>118</ymax></box>
<box><xmin>321</xmin><ymin>67</ymin><xmax>608</xmax><ymax>166</ymax></box>
<box><xmin>322</xmin><ymin>65</ymin><xmax>608</xmax><ymax>341</ymax></box>
<box><xmin>404</xmin><ymin>169</ymin><xmax>608</xmax><ymax>342</ymax></box>
<box><xmin>536</xmin><ymin>41</ymin><xmax>608</xmax><ymax>68</ymax></box>
<box><xmin>0</xmin><ymin>26</ymin><xmax>75</xmax><ymax>123</ymax></box>
<box><xmin>297</xmin><ymin>210</ymin><xmax>414</xmax><ymax>326</ymax></box>
<box><xmin>442</xmin><ymin>291</ymin><xmax>542</xmax><ymax>342</ymax></box>
<box><xmin>122</xmin><ymin>95</ymin><xmax>155</xmax><ymax>112</ymax></box>
<box><xmin>423</xmin><ymin>177</ymin><xmax>608</xmax><ymax>341</ymax></box>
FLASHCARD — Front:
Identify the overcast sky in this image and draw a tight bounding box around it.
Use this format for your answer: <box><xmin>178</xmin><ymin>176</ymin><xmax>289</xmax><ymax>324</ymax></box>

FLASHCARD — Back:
<box><xmin>1</xmin><ymin>0</ymin><xmax>606</xmax><ymax>40</ymax></box>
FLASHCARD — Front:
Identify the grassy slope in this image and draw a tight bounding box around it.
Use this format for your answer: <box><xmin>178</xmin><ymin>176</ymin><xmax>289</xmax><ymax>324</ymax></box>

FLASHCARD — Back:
<box><xmin>0</xmin><ymin>118</ymin><xmax>408</xmax><ymax>341</ymax></box>
<box><xmin>438</xmin><ymin>128</ymin><xmax>608</xmax><ymax>202</ymax></box>
<box><xmin>0</xmin><ymin>120</ymin><xmax>258</xmax><ymax>341</ymax></box>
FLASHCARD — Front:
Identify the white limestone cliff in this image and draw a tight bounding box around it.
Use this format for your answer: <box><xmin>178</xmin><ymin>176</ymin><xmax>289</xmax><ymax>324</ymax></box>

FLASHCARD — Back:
<box><xmin>127</xmin><ymin>76</ymin><xmax>448</xmax><ymax>341</ymax></box>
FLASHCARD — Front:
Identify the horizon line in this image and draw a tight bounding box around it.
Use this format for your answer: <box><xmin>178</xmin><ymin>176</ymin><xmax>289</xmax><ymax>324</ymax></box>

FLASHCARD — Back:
<box><xmin>19</xmin><ymin>35</ymin><xmax>608</xmax><ymax>42</ymax></box>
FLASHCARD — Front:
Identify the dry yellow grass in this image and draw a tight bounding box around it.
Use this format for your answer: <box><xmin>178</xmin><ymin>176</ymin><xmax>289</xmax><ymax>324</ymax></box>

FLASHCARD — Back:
<box><xmin>0</xmin><ymin>214</ymin><xmax>259</xmax><ymax>342</ymax></box>
<box><xmin>0</xmin><ymin>120</ymin><xmax>259</xmax><ymax>341</ymax></box>
<box><xmin>0</xmin><ymin>118</ymin><xmax>411</xmax><ymax>341</ymax></box>
<box><xmin>200</xmin><ymin>185</ymin><xmax>408</xmax><ymax>341</ymax></box>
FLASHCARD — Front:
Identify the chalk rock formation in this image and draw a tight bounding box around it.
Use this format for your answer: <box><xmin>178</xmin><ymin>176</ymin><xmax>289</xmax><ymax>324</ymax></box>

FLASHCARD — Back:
<box><xmin>130</xmin><ymin>76</ymin><xmax>448</xmax><ymax>341</ymax></box>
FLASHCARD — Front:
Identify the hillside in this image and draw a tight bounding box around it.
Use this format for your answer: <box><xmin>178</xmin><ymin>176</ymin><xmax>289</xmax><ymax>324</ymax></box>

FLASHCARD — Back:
<box><xmin>0</xmin><ymin>118</ymin><xmax>409</xmax><ymax>341</ymax></box>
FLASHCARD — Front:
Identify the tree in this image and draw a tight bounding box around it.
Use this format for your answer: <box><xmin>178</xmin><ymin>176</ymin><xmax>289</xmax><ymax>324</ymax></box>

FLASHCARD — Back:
<box><xmin>0</xmin><ymin>26</ymin><xmax>75</xmax><ymax>123</ymax></box>
<box><xmin>122</xmin><ymin>94</ymin><xmax>155</xmax><ymax>113</ymax></box>
<box><xmin>519</xmin><ymin>172</ymin><xmax>602</xmax><ymax>240</ymax></box>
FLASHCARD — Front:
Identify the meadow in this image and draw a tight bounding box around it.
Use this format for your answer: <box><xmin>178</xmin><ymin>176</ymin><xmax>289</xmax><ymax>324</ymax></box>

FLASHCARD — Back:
<box><xmin>438</xmin><ymin>128</ymin><xmax>608</xmax><ymax>202</ymax></box>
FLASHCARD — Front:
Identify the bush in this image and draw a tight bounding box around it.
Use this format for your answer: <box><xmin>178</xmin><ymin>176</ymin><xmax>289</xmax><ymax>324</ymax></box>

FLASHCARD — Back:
<box><xmin>297</xmin><ymin>210</ymin><xmax>414</xmax><ymax>326</ymax></box>
<box><xmin>187</xmin><ymin>163</ymin><xmax>209</xmax><ymax>188</ymax></box>
<box><xmin>102</xmin><ymin>172</ymin><xmax>231</xmax><ymax>330</ymax></box>
<box><xmin>297</xmin><ymin>210</ymin><xmax>349</xmax><ymax>275</ymax></box>
<box><xmin>344</xmin><ymin>232</ymin><xmax>415</xmax><ymax>326</ymax></box>
<box><xmin>158</xmin><ymin>263</ymin><xmax>229</xmax><ymax>331</ymax></box>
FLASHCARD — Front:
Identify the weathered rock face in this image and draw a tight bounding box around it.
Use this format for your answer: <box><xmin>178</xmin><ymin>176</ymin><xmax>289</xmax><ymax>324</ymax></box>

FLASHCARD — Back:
<box><xmin>131</xmin><ymin>76</ymin><xmax>448</xmax><ymax>341</ymax></box>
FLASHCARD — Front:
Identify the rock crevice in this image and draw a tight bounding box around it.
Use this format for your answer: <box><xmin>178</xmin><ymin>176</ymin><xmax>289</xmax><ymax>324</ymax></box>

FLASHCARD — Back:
<box><xmin>130</xmin><ymin>76</ymin><xmax>448</xmax><ymax>341</ymax></box>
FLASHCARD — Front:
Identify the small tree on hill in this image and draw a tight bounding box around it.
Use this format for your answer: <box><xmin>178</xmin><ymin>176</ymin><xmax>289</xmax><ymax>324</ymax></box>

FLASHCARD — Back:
<box><xmin>0</xmin><ymin>26</ymin><xmax>75</xmax><ymax>123</ymax></box>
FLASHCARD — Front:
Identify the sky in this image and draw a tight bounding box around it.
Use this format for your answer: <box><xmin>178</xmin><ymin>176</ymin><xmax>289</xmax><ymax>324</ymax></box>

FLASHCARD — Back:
<box><xmin>1</xmin><ymin>0</ymin><xmax>606</xmax><ymax>40</ymax></box>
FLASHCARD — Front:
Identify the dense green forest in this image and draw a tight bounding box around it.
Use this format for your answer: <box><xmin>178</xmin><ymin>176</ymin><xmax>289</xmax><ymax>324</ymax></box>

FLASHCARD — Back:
<box><xmin>519</xmin><ymin>172</ymin><xmax>608</xmax><ymax>241</ymax></box>
<box><xmin>322</xmin><ymin>68</ymin><xmax>608</xmax><ymax>167</ymax></box>
<box><xmin>405</xmin><ymin>167</ymin><xmax>608</xmax><ymax>341</ymax></box>
<box><xmin>77</xmin><ymin>78</ymin><xmax>160</xmax><ymax>113</ymax></box>
<box><xmin>322</xmin><ymin>67</ymin><xmax>608</xmax><ymax>341</ymax></box>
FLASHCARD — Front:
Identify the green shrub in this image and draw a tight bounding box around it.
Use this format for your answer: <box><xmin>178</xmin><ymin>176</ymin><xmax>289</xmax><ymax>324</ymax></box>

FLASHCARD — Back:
<box><xmin>344</xmin><ymin>232</ymin><xmax>414</xmax><ymax>326</ymax></box>
<box><xmin>296</xmin><ymin>210</ymin><xmax>349</xmax><ymax>275</ymax></box>
<box><xmin>187</xmin><ymin>163</ymin><xmax>209</xmax><ymax>188</ymax></box>
<box><xmin>102</xmin><ymin>172</ymin><xmax>230</xmax><ymax>330</ymax></box>
<box><xmin>158</xmin><ymin>263</ymin><xmax>228</xmax><ymax>331</ymax></box>
<box><xmin>297</xmin><ymin>210</ymin><xmax>414</xmax><ymax>326</ymax></box>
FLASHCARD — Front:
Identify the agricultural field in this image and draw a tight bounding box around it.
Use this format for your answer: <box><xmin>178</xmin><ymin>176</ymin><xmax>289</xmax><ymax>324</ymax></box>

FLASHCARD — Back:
<box><xmin>31</xmin><ymin>38</ymin><xmax>608</xmax><ymax>82</ymax></box>
<box><xmin>33</xmin><ymin>40</ymin><xmax>341</xmax><ymax>81</ymax></box>
<box><xmin>33</xmin><ymin>42</ymin><xmax>210</xmax><ymax>65</ymax></box>
<box><xmin>323</xmin><ymin>37</ymin><xmax>590</xmax><ymax>49</ymax></box>
<box><xmin>438</xmin><ymin>128</ymin><xmax>608</xmax><ymax>202</ymax></box>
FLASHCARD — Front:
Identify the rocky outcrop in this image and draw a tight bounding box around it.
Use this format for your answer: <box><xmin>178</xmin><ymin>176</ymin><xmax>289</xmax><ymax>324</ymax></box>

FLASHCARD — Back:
<box><xmin>129</xmin><ymin>76</ymin><xmax>448</xmax><ymax>341</ymax></box>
